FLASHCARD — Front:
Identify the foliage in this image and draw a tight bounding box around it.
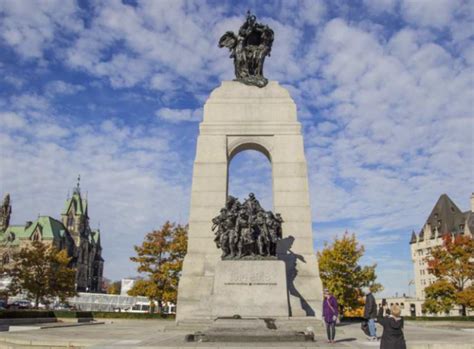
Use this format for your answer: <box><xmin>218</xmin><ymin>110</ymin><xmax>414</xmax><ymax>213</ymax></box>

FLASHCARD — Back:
<box><xmin>317</xmin><ymin>233</ymin><xmax>383</xmax><ymax>312</ymax></box>
<box><xmin>456</xmin><ymin>285</ymin><xmax>474</xmax><ymax>310</ymax></box>
<box><xmin>106</xmin><ymin>281</ymin><xmax>121</xmax><ymax>295</ymax></box>
<box><xmin>423</xmin><ymin>279</ymin><xmax>457</xmax><ymax>314</ymax></box>
<box><xmin>425</xmin><ymin>234</ymin><xmax>474</xmax><ymax>315</ymax></box>
<box><xmin>49</xmin><ymin>249</ymin><xmax>77</xmax><ymax>303</ymax></box>
<box><xmin>1</xmin><ymin>241</ymin><xmax>77</xmax><ymax>308</ymax></box>
<box><xmin>129</xmin><ymin>222</ymin><xmax>188</xmax><ymax>307</ymax></box>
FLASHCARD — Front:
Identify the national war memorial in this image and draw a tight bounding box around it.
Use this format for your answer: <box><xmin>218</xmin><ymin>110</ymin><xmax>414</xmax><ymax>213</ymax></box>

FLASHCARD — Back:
<box><xmin>176</xmin><ymin>13</ymin><xmax>324</xmax><ymax>333</ymax></box>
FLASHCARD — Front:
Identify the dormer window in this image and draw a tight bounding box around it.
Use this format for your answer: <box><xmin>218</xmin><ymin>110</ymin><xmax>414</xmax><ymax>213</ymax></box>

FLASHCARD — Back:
<box><xmin>32</xmin><ymin>229</ymin><xmax>41</xmax><ymax>241</ymax></box>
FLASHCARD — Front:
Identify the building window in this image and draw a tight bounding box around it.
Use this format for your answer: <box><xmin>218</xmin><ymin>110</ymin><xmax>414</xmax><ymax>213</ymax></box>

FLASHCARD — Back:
<box><xmin>67</xmin><ymin>213</ymin><xmax>74</xmax><ymax>228</ymax></box>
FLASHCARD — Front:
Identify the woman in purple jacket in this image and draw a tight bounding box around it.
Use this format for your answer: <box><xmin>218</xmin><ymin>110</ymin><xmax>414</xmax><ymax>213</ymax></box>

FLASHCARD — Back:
<box><xmin>322</xmin><ymin>288</ymin><xmax>339</xmax><ymax>343</ymax></box>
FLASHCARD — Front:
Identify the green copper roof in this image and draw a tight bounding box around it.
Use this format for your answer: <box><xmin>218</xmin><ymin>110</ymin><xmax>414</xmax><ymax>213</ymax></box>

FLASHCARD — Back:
<box><xmin>1</xmin><ymin>216</ymin><xmax>66</xmax><ymax>246</ymax></box>
<box><xmin>62</xmin><ymin>191</ymin><xmax>88</xmax><ymax>216</ymax></box>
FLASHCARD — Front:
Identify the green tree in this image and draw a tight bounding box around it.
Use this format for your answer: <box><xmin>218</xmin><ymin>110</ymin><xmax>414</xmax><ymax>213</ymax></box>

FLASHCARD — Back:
<box><xmin>129</xmin><ymin>222</ymin><xmax>187</xmax><ymax>312</ymax></box>
<box><xmin>317</xmin><ymin>233</ymin><xmax>383</xmax><ymax>312</ymax></box>
<box><xmin>425</xmin><ymin>234</ymin><xmax>474</xmax><ymax>315</ymax></box>
<box><xmin>2</xmin><ymin>241</ymin><xmax>77</xmax><ymax>308</ymax></box>
<box><xmin>106</xmin><ymin>281</ymin><xmax>121</xmax><ymax>295</ymax></box>
<box><xmin>423</xmin><ymin>279</ymin><xmax>456</xmax><ymax>314</ymax></box>
<box><xmin>49</xmin><ymin>249</ymin><xmax>77</xmax><ymax>303</ymax></box>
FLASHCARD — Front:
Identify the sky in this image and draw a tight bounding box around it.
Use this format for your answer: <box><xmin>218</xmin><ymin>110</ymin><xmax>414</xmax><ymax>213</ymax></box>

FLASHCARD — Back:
<box><xmin>0</xmin><ymin>0</ymin><xmax>473</xmax><ymax>298</ymax></box>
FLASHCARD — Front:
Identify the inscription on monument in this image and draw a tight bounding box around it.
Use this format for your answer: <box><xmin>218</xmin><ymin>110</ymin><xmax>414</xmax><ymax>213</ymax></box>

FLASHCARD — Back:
<box><xmin>212</xmin><ymin>260</ymin><xmax>289</xmax><ymax>317</ymax></box>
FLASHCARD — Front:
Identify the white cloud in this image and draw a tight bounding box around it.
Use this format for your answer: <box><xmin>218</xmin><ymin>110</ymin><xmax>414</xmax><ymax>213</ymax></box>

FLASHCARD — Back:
<box><xmin>3</xmin><ymin>75</ymin><xmax>25</xmax><ymax>89</ymax></box>
<box><xmin>363</xmin><ymin>0</ymin><xmax>398</xmax><ymax>14</ymax></box>
<box><xmin>0</xmin><ymin>111</ymin><xmax>26</xmax><ymax>129</ymax></box>
<box><xmin>45</xmin><ymin>80</ymin><xmax>85</xmax><ymax>96</ymax></box>
<box><xmin>0</xmin><ymin>0</ymin><xmax>82</xmax><ymax>59</ymax></box>
<box><xmin>301</xmin><ymin>18</ymin><xmax>473</xmax><ymax>237</ymax></box>
<box><xmin>155</xmin><ymin>107</ymin><xmax>202</xmax><ymax>123</ymax></box>
<box><xmin>401</xmin><ymin>0</ymin><xmax>458</xmax><ymax>29</ymax></box>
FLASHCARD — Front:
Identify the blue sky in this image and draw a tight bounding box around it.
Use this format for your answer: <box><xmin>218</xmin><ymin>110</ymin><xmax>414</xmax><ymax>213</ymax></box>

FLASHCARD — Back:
<box><xmin>0</xmin><ymin>0</ymin><xmax>472</xmax><ymax>298</ymax></box>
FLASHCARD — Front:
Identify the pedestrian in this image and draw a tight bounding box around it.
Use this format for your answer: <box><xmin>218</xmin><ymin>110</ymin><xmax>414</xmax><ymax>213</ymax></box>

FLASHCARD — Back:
<box><xmin>322</xmin><ymin>288</ymin><xmax>338</xmax><ymax>344</ymax></box>
<box><xmin>363</xmin><ymin>287</ymin><xmax>378</xmax><ymax>341</ymax></box>
<box><xmin>378</xmin><ymin>304</ymin><xmax>406</xmax><ymax>349</ymax></box>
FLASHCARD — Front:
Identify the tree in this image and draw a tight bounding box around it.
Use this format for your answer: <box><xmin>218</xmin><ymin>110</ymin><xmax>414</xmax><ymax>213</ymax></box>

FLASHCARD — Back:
<box><xmin>2</xmin><ymin>241</ymin><xmax>77</xmax><ymax>308</ymax></box>
<box><xmin>317</xmin><ymin>233</ymin><xmax>383</xmax><ymax>312</ymax></box>
<box><xmin>106</xmin><ymin>281</ymin><xmax>121</xmax><ymax>295</ymax></box>
<box><xmin>425</xmin><ymin>234</ymin><xmax>474</xmax><ymax>316</ymax></box>
<box><xmin>49</xmin><ymin>249</ymin><xmax>77</xmax><ymax>303</ymax></box>
<box><xmin>423</xmin><ymin>279</ymin><xmax>456</xmax><ymax>314</ymax></box>
<box><xmin>129</xmin><ymin>222</ymin><xmax>187</xmax><ymax>312</ymax></box>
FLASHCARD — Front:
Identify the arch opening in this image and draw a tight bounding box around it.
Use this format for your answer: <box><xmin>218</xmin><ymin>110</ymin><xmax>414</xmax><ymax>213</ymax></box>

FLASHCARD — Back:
<box><xmin>227</xmin><ymin>149</ymin><xmax>273</xmax><ymax>210</ymax></box>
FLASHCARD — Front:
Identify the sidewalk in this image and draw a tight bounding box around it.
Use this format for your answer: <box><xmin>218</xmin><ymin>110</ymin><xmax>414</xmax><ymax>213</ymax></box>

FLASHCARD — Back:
<box><xmin>0</xmin><ymin>319</ymin><xmax>472</xmax><ymax>348</ymax></box>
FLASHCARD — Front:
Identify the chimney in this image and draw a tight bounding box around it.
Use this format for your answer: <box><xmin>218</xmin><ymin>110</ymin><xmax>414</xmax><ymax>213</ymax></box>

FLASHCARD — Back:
<box><xmin>471</xmin><ymin>193</ymin><xmax>474</xmax><ymax>212</ymax></box>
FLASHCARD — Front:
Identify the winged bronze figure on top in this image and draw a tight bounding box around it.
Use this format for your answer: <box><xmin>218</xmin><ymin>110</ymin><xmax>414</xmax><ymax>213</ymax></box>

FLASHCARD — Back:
<box><xmin>219</xmin><ymin>11</ymin><xmax>274</xmax><ymax>88</ymax></box>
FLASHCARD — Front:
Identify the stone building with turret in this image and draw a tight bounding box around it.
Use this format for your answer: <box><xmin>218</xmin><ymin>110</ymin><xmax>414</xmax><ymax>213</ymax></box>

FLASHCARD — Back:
<box><xmin>409</xmin><ymin>193</ymin><xmax>473</xmax><ymax>315</ymax></box>
<box><xmin>0</xmin><ymin>181</ymin><xmax>104</xmax><ymax>293</ymax></box>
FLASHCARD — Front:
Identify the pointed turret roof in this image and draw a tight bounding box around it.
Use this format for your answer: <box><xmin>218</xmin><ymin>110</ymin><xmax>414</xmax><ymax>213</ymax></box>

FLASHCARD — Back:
<box><xmin>424</xmin><ymin>194</ymin><xmax>466</xmax><ymax>236</ymax></box>
<box><xmin>62</xmin><ymin>177</ymin><xmax>88</xmax><ymax>217</ymax></box>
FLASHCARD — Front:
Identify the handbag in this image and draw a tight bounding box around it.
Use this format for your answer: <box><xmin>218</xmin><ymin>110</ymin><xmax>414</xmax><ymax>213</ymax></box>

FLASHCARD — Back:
<box><xmin>327</xmin><ymin>298</ymin><xmax>339</xmax><ymax>323</ymax></box>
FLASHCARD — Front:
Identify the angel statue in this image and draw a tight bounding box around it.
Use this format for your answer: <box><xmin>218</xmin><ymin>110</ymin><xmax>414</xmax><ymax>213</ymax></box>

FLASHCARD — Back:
<box><xmin>218</xmin><ymin>11</ymin><xmax>274</xmax><ymax>88</ymax></box>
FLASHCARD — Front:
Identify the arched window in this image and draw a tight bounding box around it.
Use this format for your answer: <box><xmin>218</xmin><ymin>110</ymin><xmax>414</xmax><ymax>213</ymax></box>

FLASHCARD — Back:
<box><xmin>67</xmin><ymin>213</ymin><xmax>74</xmax><ymax>228</ymax></box>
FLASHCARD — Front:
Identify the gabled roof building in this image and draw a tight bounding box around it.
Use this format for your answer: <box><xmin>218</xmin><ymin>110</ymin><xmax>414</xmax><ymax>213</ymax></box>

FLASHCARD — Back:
<box><xmin>0</xmin><ymin>181</ymin><xmax>104</xmax><ymax>293</ymax></box>
<box><xmin>410</xmin><ymin>193</ymin><xmax>473</xmax><ymax>303</ymax></box>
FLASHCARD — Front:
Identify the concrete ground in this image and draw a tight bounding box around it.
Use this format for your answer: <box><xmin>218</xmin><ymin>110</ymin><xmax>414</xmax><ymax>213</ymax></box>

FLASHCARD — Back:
<box><xmin>0</xmin><ymin>319</ymin><xmax>473</xmax><ymax>349</ymax></box>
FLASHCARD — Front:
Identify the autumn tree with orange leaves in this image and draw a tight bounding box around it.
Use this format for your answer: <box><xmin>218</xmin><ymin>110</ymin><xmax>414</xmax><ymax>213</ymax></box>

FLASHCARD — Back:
<box><xmin>128</xmin><ymin>222</ymin><xmax>187</xmax><ymax>312</ymax></box>
<box><xmin>424</xmin><ymin>234</ymin><xmax>474</xmax><ymax>316</ymax></box>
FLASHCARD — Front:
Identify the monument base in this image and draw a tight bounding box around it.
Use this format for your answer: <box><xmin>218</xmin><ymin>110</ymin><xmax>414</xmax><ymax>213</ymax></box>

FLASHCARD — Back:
<box><xmin>212</xmin><ymin>260</ymin><xmax>289</xmax><ymax>318</ymax></box>
<box><xmin>185</xmin><ymin>318</ymin><xmax>314</xmax><ymax>343</ymax></box>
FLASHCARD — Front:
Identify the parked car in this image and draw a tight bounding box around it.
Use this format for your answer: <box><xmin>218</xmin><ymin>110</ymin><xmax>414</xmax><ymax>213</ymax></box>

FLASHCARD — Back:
<box><xmin>8</xmin><ymin>300</ymin><xmax>32</xmax><ymax>309</ymax></box>
<box><xmin>53</xmin><ymin>303</ymin><xmax>72</xmax><ymax>310</ymax></box>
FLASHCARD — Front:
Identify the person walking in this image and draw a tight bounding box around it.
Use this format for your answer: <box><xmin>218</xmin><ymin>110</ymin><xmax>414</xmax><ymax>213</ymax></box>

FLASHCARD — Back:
<box><xmin>322</xmin><ymin>288</ymin><xmax>338</xmax><ymax>344</ymax></box>
<box><xmin>364</xmin><ymin>288</ymin><xmax>378</xmax><ymax>341</ymax></box>
<box><xmin>378</xmin><ymin>304</ymin><xmax>407</xmax><ymax>349</ymax></box>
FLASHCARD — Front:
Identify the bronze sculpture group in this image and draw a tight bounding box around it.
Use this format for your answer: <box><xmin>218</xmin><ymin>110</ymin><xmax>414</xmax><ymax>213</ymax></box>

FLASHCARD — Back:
<box><xmin>212</xmin><ymin>193</ymin><xmax>283</xmax><ymax>259</ymax></box>
<box><xmin>219</xmin><ymin>11</ymin><xmax>274</xmax><ymax>88</ymax></box>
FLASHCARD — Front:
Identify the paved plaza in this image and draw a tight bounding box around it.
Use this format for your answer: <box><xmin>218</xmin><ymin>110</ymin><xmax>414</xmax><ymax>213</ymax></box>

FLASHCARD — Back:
<box><xmin>0</xmin><ymin>319</ymin><xmax>473</xmax><ymax>349</ymax></box>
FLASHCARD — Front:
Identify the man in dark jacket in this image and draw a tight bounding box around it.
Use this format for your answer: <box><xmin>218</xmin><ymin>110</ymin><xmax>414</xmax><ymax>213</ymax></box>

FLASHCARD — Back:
<box><xmin>364</xmin><ymin>289</ymin><xmax>377</xmax><ymax>340</ymax></box>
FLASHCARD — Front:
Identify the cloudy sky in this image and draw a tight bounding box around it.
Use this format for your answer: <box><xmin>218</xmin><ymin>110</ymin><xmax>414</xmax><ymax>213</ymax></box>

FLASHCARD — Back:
<box><xmin>0</xmin><ymin>0</ymin><xmax>472</xmax><ymax>298</ymax></box>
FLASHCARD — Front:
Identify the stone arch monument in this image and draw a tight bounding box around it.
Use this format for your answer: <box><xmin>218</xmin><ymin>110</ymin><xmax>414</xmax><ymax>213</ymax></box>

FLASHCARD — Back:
<box><xmin>176</xmin><ymin>81</ymin><xmax>323</xmax><ymax>321</ymax></box>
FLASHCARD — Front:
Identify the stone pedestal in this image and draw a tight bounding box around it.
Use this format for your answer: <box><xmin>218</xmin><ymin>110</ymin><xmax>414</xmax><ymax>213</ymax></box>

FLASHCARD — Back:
<box><xmin>176</xmin><ymin>81</ymin><xmax>323</xmax><ymax>322</ymax></box>
<box><xmin>212</xmin><ymin>260</ymin><xmax>288</xmax><ymax>318</ymax></box>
